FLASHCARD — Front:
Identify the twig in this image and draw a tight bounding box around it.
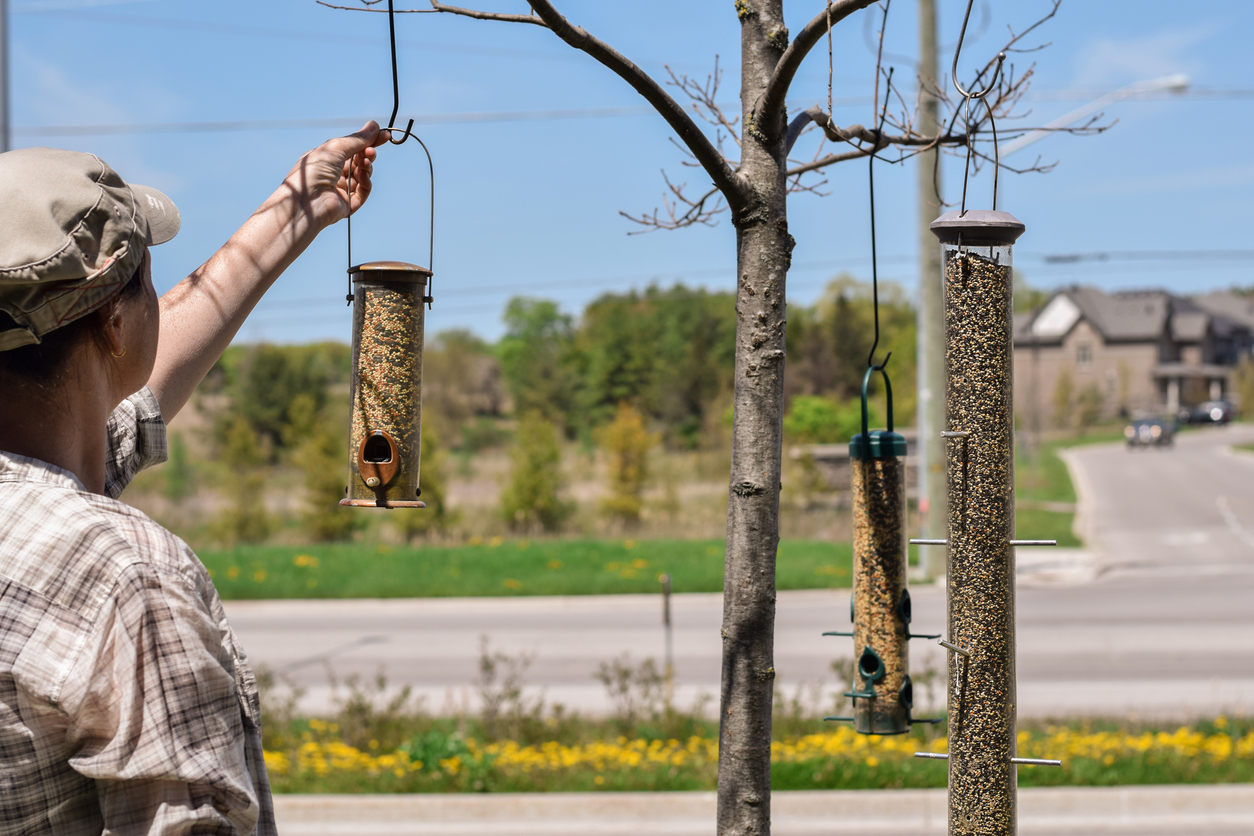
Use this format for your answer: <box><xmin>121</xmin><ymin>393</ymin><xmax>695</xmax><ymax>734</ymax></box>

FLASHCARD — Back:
<box><xmin>523</xmin><ymin>0</ymin><xmax>748</xmax><ymax>221</ymax></box>
<box><xmin>316</xmin><ymin>0</ymin><xmax>545</xmax><ymax>25</ymax></box>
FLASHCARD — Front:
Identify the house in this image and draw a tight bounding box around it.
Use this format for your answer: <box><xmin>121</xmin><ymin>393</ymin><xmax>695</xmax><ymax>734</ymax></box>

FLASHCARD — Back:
<box><xmin>1013</xmin><ymin>286</ymin><xmax>1252</xmax><ymax>426</ymax></box>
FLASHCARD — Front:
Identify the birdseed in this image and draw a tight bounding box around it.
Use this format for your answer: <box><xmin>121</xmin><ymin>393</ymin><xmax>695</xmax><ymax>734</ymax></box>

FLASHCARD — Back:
<box><xmin>851</xmin><ymin>456</ymin><xmax>909</xmax><ymax>734</ymax></box>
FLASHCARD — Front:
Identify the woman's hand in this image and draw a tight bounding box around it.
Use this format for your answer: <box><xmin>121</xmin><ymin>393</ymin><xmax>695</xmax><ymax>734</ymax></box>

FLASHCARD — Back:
<box><xmin>280</xmin><ymin>120</ymin><xmax>391</xmax><ymax>232</ymax></box>
<box><xmin>149</xmin><ymin>122</ymin><xmax>393</xmax><ymax>422</ymax></box>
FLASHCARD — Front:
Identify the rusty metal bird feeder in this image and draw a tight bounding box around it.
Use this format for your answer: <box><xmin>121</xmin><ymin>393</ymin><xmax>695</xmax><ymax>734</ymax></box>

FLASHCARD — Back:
<box><xmin>340</xmin><ymin>0</ymin><xmax>436</xmax><ymax>510</ymax></box>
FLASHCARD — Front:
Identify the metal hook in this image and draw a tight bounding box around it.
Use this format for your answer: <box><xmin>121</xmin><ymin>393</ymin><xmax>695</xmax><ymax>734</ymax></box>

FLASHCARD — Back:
<box><xmin>951</xmin><ymin>0</ymin><xmax>1005</xmax><ymax>101</ymax></box>
<box><xmin>866</xmin><ymin>66</ymin><xmax>893</xmax><ymax>369</ymax></box>
<box><xmin>358</xmin><ymin>0</ymin><xmax>434</xmax><ymax>304</ymax></box>
<box><xmin>385</xmin><ymin>0</ymin><xmax>419</xmax><ymax>146</ymax></box>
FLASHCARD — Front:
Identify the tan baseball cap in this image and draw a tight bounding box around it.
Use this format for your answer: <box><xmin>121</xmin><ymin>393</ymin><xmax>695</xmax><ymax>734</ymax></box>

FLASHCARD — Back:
<box><xmin>0</xmin><ymin>147</ymin><xmax>180</xmax><ymax>351</ymax></box>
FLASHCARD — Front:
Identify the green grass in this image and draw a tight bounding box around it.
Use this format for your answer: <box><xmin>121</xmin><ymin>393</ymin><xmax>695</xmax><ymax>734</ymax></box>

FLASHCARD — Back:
<box><xmin>1011</xmin><ymin>426</ymin><xmax>1127</xmax><ymax>547</ymax></box>
<box><xmin>200</xmin><ymin>538</ymin><xmax>853</xmax><ymax>600</ymax></box>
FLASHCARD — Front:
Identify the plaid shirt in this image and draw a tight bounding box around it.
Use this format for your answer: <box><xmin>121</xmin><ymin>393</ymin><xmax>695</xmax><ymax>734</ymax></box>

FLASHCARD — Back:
<box><xmin>0</xmin><ymin>388</ymin><xmax>275</xmax><ymax>835</ymax></box>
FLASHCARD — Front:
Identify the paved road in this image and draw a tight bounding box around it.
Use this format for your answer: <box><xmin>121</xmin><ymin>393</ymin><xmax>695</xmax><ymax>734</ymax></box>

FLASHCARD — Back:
<box><xmin>225</xmin><ymin>424</ymin><xmax>1254</xmax><ymax>718</ymax></box>
<box><xmin>271</xmin><ymin>785</ymin><xmax>1254</xmax><ymax>835</ymax></box>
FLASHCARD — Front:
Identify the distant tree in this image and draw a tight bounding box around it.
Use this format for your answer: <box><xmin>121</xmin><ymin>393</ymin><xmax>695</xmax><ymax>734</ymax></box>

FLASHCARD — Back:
<box><xmin>575</xmin><ymin>285</ymin><xmax>737</xmax><ymax>446</ymax></box>
<box><xmin>497</xmin><ymin>299</ymin><xmax>580</xmax><ymax>430</ymax></box>
<box><xmin>1076</xmin><ymin>382</ymin><xmax>1104</xmax><ymax>435</ymax></box>
<box><xmin>501</xmin><ymin>412</ymin><xmax>572</xmax><ymax>533</ymax></box>
<box><xmin>394</xmin><ymin>420</ymin><xmax>456</xmax><ymax>542</ymax></box>
<box><xmin>286</xmin><ymin>393</ymin><xmax>362</xmax><ymax>542</ymax></box>
<box><xmin>1233</xmin><ymin>358</ymin><xmax>1254</xmax><ymax>416</ymax></box>
<box><xmin>423</xmin><ymin>328</ymin><xmax>506</xmax><ymax>438</ymax></box>
<box><xmin>212</xmin><ymin>416</ymin><xmax>272</xmax><ymax>547</ymax></box>
<box><xmin>163</xmin><ymin>432</ymin><xmax>196</xmax><ymax>503</ymax></box>
<box><xmin>1013</xmin><ymin>273</ymin><xmax>1050</xmax><ymax>314</ymax></box>
<box><xmin>782</xmin><ymin>394</ymin><xmax>882</xmax><ymax>444</ymax></box>
<box><xmin>223</xmin><ymin>342</ymin><xmax>350</xmax><ymax>454</ymax></box>
<box><xmin>785</xmin><ymin>275</ymin><xmax>916</xmax><ymax>422</ymax></box>
<box><xmin>647</xmin><ymin>287</ymin><xmax>737</xmax><ymax>448</ymax></box>
<box><xmin>1052</xmin><ymin>368</ymin><xmax>1075</xmax><ymax>431</ymax></box>
<box><xmin>598</xmin><ymin>402</ymin><xmax>658</xmax><ymax>526</ymax></box>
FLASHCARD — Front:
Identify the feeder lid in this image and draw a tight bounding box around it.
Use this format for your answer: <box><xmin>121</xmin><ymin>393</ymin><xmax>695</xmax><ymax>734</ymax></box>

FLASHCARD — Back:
<box><xmin>849</xmin><ymin>430</ymin><xmax>907</xmax><ymax>461</ymax></box>
<box><xmin>930</xmin><ymin>210</ymin><xmax>1025</xmax><ymax>245</ymax></box>
<box><xmin>350</xmin><ymin>260</ymin><xmax>433</xmax><ymax>281</ymax></box>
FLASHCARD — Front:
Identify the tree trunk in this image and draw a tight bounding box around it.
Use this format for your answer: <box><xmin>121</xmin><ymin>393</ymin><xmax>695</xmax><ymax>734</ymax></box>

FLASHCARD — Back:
<box><xmin>717</xmin><ymin>2</ymin><xmax>790</xmax><ymax>834</ymax></box>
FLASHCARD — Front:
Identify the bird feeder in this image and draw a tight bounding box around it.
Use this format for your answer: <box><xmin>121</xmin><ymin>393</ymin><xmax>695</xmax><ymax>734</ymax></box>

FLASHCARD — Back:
<box><xmin>845</xmin><ymin>365</ymin><xmax>913</xmax><ymax>734</ymax></box>
<box><xmin>339</xmin><ymin>125</ymin><xmax>435</xmax><ymax>509</ymax></box>
<box><xmin>930</xmin><ymin>208</ymin><xmax>1026</xmax><ymax>832</ymax></box>
<box><xmin>341</xmin><ymin>261</ymin><xmax>431</xmax><ymax>508</ymax></box>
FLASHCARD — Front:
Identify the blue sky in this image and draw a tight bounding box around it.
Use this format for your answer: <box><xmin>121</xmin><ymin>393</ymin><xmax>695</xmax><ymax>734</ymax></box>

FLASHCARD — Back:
<box><xmin>11</xmin><ymin>0</ymin><xmax>1254</xmax><ymax>343</ymax></box>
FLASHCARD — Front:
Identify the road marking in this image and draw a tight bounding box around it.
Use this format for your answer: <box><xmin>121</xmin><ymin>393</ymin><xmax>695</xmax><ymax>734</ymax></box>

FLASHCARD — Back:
<box><xmin>1217</xmin><ymin>495</ymin><xmax>1254</xmax><ymax>550</ymax></box>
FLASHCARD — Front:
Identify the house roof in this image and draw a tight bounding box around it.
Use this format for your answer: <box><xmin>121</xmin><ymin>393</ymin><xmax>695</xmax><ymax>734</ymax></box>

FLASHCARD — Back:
<box><xmin>1194</xmin><ymin>291</ymin><xmax>1254</xmax><ymax>332</ymax></box>
<box><xmin>1015</xmin><ymin>285</ymin><xmax>1239</xmax><ymax>347</ymax></box>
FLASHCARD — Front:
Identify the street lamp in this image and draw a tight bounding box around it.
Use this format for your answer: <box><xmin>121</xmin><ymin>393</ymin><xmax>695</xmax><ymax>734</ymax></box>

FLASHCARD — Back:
<box><xmin>999</xmin><ymin>73</ymin><xmax>1190</xmax><ymax>159</ymax></box>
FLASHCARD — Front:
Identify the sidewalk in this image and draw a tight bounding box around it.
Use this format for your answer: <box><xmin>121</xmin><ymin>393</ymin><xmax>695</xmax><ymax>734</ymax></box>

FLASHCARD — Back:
<box><xmin>273</xmin><ymin>784</ymin><xmax>1254</xmax><ymax>835</ymax></box>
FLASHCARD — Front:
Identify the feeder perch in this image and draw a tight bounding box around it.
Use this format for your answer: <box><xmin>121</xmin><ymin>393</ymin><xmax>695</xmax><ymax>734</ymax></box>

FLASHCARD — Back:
<box><xmin>342</xmin><ymin>261</ymin><xmax>432</xmax><ymax>509</ymax></box>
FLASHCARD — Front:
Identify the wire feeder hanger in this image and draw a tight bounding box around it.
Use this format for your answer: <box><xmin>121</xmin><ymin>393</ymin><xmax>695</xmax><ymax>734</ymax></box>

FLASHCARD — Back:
<box><xmin>952</xmin><ymin>0</ymin><xmax>1005</xmax><ymax>218</ymax></box>
<box><xmin>346</xmin><ymin>0</ymin><xmax>436</xmax><ymax>308</ymax></box>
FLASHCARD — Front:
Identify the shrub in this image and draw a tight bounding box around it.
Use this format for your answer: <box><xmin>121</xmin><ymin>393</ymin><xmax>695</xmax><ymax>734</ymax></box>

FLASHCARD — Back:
<box><xmin>597</xmin><ymin>402</ymin><xmax>658</xmax><ymax>526</ymax></box>
<box><xmin>501</xmin><ymin>412</ymin><xmax>572</xmax><ymax>533</ymax></box>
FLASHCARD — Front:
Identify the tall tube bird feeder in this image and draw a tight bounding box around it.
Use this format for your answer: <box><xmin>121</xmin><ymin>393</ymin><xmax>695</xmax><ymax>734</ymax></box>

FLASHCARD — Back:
<box><xmin>932</xmin><ymin>209</ymin><xmax>1025</xmax><ymax>835</ymax></box>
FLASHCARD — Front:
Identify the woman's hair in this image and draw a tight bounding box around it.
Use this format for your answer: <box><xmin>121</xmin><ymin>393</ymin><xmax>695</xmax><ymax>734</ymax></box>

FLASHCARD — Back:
<box><xmin>0</xmin><ymin>250</ymin><xmax>148</xmax><ymax>384</ymax></box>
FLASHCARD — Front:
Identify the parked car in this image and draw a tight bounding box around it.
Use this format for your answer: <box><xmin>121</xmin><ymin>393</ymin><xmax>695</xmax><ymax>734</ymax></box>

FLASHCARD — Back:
<box><xmin>1178</xmin><ymin>400</ymin><xmax>1234</xmax><ymax>425</ymax></box>
<box><xmin>1125</xmin><ymin>417</ymin><xmax>1175</xmax><ymax>448</ymax></box>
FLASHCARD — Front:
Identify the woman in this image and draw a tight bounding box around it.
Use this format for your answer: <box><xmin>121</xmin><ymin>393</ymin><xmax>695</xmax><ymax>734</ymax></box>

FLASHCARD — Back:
<box><xmin>0</xmin><ymin>123</ymin><xmax>389</xmax><ymax>834</ymax></box>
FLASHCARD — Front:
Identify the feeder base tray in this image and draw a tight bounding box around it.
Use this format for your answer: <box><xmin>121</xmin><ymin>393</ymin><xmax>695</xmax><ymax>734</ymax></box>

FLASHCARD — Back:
<box><xmin>339</xmin><ymin>499</ymin><xmax>428</xmax><ymax>509</ymax></box>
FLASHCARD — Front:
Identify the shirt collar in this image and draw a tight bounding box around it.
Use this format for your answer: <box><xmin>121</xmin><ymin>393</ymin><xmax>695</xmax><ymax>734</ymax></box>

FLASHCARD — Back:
<box><xmin>0</xmin><ymin>450</ymin><xmax>87</xmax><ymax>492</ymax></box>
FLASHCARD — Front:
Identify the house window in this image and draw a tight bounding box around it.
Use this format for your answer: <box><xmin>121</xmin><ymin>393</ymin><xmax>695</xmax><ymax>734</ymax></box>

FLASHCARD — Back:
<box><xmin>1077</xmin><ymin>343</ymin><xmax>1092</xmax><ymax>368</ymax></box>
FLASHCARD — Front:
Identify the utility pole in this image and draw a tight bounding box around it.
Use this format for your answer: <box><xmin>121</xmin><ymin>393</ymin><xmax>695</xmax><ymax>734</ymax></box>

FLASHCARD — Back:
<box><xmin>916</xmin><ymin>0</ymin><xmax>944</xmax><ymax>578</ymax></box>
<box><xmin>0</xmin><ymin>0</ymin><xmax>9</xmax><ymax>153</ymax></box>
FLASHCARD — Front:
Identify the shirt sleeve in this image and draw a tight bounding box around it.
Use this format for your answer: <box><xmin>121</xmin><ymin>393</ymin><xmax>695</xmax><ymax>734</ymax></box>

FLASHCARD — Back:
<box><xmin>60</xmin><ymin>561</ymin><xmax>262</xmax><ymax>836</ymax></box>
<box><xmin>104</xmin><ymin>387</ymin><xmax>169</xmax><ymax>500</ymax></box>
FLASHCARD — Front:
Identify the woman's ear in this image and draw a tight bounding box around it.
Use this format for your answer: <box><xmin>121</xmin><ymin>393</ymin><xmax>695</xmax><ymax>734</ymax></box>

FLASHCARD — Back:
<box><xmin>100</xmin><ymin>300</ymin><xmax>127</xmax><ymax>359</ymax></box>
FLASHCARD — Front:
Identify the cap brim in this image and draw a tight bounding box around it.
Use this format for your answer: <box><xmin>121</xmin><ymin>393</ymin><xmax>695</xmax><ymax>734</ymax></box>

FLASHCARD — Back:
<box><xmin>131</xmin><ymin>183</ymin><xmax>181</xmax><ymax>246</ymax></box>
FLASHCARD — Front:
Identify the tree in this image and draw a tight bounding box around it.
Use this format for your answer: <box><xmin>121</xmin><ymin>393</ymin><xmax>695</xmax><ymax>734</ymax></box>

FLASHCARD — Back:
<box><xmin>496</xmin><ymin>298</ymin><xmax>579</xmax><ymax>430</ymax></box>
<box><xmin>212</xmin><ymin>416</ymin><xmax>272</xmax><ymax>547</ymax></box>
<box><xmin>322</xmin><ymin>2</ymin><xmax>1083</xmax><ymax>831</ymax></box>
<box><xmin>286</xmin><ymin>393</ymin><xmax>363</xmax><ymax>542</ymax></box>
<box><xmin>394</xmin><ymin>420</ymin><xmax>456</xmax><ymax>541</ymax></box>
<box><xmin>1076</xmin><ymin>382</ymin><xmax>1104</xmax><ymax>435</ymax></box>
<box><xmin>1052</xmin><ymin>368</ymin><xmax>1075</xmax><ymax>431</ymax></box>
<box><xmin>598</xmin><ymin>402</ymin><xmax>658</xmax><ymax>526</ymax></box>
<box><xmin>501</xmin><ymin>411</ymin><xmax>572</xmax><ymax>533</ymax></box>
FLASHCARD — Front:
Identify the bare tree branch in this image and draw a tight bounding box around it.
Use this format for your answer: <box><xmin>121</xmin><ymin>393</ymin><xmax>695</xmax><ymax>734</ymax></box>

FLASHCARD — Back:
<box><xmin>620</xmin><ymin>175</ymin><xmax>724</xmax><ymax>233</ymax></box>
<box><xmin>665</xmin><ymin>56</ymin><xmax>741</xmax><ymax>150</ymax></box>
<box><xmin>523</xmin><ymin>0</ymin><xmax>748</xmax><ymax>219</ymax></box>
<box><xmin>755</xmin><ymin>0</ymin><xmax>878</xmax><ymax>141</ymax></box>
<box><xmin>316</xmin><ymin>0</ymin><xmax>545</xmax><ymax>25</ymax></box>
